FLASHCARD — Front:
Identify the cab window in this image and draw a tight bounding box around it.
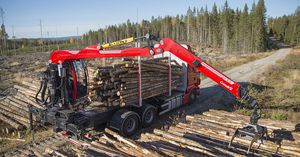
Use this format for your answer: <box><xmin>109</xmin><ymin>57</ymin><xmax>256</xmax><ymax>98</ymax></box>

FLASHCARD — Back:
<box><xmin>73</xmin><ymin>60</ymin><xmax>87</xmax><ymax>98</ymax></box>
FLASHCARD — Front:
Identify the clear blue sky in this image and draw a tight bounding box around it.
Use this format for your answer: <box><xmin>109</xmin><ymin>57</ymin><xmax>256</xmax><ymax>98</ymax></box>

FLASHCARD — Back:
<box><xmin>0</xmin><ymin>0</ymin><xmax>299</xmax><ymax>38</ymax></box>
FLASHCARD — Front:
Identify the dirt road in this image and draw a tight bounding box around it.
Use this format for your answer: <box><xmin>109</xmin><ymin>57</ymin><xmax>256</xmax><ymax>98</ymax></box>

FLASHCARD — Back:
<box><xmin>185</xmin><ymin>48</ymin><xmax>292</xmax><ymax>114</ymax></box>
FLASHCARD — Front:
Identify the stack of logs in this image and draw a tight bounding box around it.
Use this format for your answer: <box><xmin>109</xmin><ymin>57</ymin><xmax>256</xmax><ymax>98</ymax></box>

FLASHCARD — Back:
<box><xmin>83</xmin><ymin>110</ymin><xmax>300</xmax><ymax>157</ymax></box>
<box><xmin>3</xmin><ymin>110</ymin><xmax>300</xmax><ymax>156</ymax></box>
<box><xmin>0</xmin><ymin>52</ymin><xmax>47</xmax><ymax>131</ymax></box>
<box><xmin>0</xmin><ymin>78</ymin><xmax>44</xmax><ymax>130</ymax></box>
<box><xmin>87</xmin><ymin>57</ymin><xmax>182</xmax><ymax>108</ymax></box>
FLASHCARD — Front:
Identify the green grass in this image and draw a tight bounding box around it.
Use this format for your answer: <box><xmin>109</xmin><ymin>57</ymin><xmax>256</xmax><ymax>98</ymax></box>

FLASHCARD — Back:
<box><xmin>270</xmin><ymin>110</ymin><xmax>288</xmax><ymax>121</ymax></box>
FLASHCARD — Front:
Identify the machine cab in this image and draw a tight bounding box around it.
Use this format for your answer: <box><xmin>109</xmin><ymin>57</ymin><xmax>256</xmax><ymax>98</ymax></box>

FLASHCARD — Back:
<box><xmin>185</xmin><ymin>45</ymin><xmax>201</xmax><ymax>88</ymax></box>
<box><xmin>64</xmin><ymin>60</ymin><xmax>88</xmax><ymax>106</ymax></box>
<box><xmin>153</xmin><ymin>44</ymin><xmax>200</xmax><ymax>94</ymax></box>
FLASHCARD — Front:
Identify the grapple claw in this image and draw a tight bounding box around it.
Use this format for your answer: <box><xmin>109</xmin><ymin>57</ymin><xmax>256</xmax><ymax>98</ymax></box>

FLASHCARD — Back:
<box><xmin>228</xmin><ymin>123</ymin><xmax>268</xmax><ymax>154</ymax></box>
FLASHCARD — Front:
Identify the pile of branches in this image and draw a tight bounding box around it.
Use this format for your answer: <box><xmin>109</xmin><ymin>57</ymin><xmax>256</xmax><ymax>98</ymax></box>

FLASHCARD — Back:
<box><xmin>87</xmin><ymin>57</ymin><xmax>182</xmax><ymax>108</ymax></box>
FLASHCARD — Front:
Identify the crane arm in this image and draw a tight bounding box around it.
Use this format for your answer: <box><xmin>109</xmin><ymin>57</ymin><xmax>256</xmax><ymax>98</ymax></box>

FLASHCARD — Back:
<box><xmin>49</xmin><ymin>35</ymin><xmax>149</xmax><ymax>64</ymax></box>
<box><xmin>158</xmin><ymin>38</ymin><xmax>241</xmax><ymax>98</ymax></box>
<box><xmin>157</xmin><ymin>38</ymin><xmax>260</xmax><ymax>124</ymax></box>
<box><xmin>49</xmin><ymin>46</ymin><xmax>154</xmax><ymax>64</ymax></box>
<box><xmin>156</xmin><ymin>38</ymin><xmax>267</xmax><ymax>152</ymax></box>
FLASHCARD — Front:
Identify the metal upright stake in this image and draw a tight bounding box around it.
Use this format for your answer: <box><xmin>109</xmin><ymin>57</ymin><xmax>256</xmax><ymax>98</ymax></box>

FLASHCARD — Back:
<box><xmin>138</xmin><ymin>56</ymin><xmax>142</xmax><ymax>106</ymax></box>
<box><xmin>28</xmin><ymin>105</ymin><xmax>35</xmax><ymax>142</ymax></box>
<box><xmin>168</xmin><ymin>54</ymin><xmax>172</xmax><ymax>96</ymax></box>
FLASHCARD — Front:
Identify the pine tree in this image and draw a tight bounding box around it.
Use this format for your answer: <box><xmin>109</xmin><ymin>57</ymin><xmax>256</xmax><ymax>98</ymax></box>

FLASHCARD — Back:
<box><xmin>186</xmin><ymin>7</ymin><xmax>193</xmax><ymax>41</ymax></box>
<box><xmin>233</xmin><ymin>9</ymin><xmax>241</xmax><ymax>53</ymax></box>
<box><xmin>221</xmin><ymin>0</ymin><xmax>230</xmax><ymax>54</ymax></box>
<box><xmin>198</xmin><ymin>7</ymin><xmax>204</xmax><ymax>43</ymax></box>
<box><xmin>240</xmin><ymin>4</ymin><xmax>249</xmax><ymax>53</ymax></box>
<box><xmin>211</xmin><ymin>3</ymin><xmax>220</xmax><ymax>48</ymax></box>
<box><xmin>0</xmin><ymin>24</ymin><xmax>8</xmax><ymax>54</ymax></box>
<box><xmin>292</xmin><ymin>7</ymin><xmax>300</xmax><ymax>45</ymax></box>
<box><xmin>249</xmin><ymin>2</ymin><xmax>256</xmax><ymax>53</ymax></box>
<box><xmin>204</xmin><ymin>6</ymin><xmax>210</xmax><ymax>45</ymax></box>
<box><xmin>255</xmin><ymin>0</ymin><xmax>267</xmax><ymax>51</ymax></box>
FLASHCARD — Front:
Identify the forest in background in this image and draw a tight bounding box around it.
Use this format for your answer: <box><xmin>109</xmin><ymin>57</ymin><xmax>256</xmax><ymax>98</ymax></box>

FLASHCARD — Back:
<box><xmin>82</xmin><ymin>0</ymin><xmax>269</xmax><ymax>54</ymax></box>
<box><xmin>268</xmin><ymin>7</ymin><xmax>300</xmax><ymax>46</ymax></box>
<box><xmin>0</xmin><ymin>0</ymin><xmax>299</xmax><ymax>55</ymax></box>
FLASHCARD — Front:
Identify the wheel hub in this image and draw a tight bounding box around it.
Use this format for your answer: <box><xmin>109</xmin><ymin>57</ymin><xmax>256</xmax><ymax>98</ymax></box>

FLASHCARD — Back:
<box><xmin>126</xmin><ymin>118</ymin><xmax>136</xmax><ymax>133</ymax></box>
<box><xmin>145</xmin><ymin>110</ymin><xmax>154</xmax><ymax>123</ymax></box>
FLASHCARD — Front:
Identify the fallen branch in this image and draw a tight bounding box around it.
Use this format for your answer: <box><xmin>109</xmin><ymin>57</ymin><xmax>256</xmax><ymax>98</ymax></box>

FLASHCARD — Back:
<box><xmin>0</xmin><ymin>137</ymin><xmax>25</xmax><ymax>142</ymax></box>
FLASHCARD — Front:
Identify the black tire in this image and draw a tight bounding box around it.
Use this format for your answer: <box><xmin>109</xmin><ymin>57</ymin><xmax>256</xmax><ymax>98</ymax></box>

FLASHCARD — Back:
<box><xmin>189</xmin><ymin>89</ymin><xmax>197</xmax><ymax>104</ymax></box>
<box><xmin>120</xmin><ymin>111</ymin><xmax>140</xmax><ymax>137</ymax></box>
<box><xmin>109</xmin><ymin>109</ymin><xmax>140</xmax><ymax>137</ymax></box>
<box><xmin>141</xmin><ymin>105</ymin><xmax>157</xmax><ymax>128</ymax></box>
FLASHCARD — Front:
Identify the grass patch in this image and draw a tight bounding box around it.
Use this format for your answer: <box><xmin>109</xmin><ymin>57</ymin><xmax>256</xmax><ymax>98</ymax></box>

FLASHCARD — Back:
<box><xmin>270</xmin><ymin>110</ymin><xmax>288</xmax><ymax>120</ymax></box>
<box><xmin>236</xmin><ymin>48</ymin><xmax>300</xmax><ymax>121</ymax></box>
<box><xmin>207</xmin><ymin>52</ymin><xmax>272</xmax><ymax>71</ymax></box>
<box><xmin>250</xmin><ymin>48</ymin><xmax>300</xmax><ymax>108</ymax></box>
<box><xmin>0</xmin><ymin>128</ymin><xmax>54</xmax><ymax>154</ymax></box>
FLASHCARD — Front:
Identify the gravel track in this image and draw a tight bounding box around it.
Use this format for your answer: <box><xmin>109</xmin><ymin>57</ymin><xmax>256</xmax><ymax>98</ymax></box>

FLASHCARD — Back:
<box><xmin>185</xmin><ymin>48</ymin><xmax>292</xmax><ymax>114</ymax></box>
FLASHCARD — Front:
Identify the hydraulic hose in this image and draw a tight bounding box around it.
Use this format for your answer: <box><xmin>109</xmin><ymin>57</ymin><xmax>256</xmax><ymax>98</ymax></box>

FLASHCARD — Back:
<box><xmin>35</xmin><ymin>65</ymin><xmax>59</xmax><ymax>107</ymax></box>
<box><xmin>35</xmin><ymin>72</ymin><xmax>50</xmax><ymax>106</ymax></box>
<box><xmin>239</xmin><ymin>86</ymin><xmax>261</xmax><ymax>125</ymax></box>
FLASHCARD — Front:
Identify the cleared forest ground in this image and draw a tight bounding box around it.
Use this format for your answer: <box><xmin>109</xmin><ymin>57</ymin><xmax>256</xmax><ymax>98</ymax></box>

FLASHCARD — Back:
<box><xmin>0</xmin><ymin>48</ymin><xmax>295</xmax><ymax>156</ymax></box>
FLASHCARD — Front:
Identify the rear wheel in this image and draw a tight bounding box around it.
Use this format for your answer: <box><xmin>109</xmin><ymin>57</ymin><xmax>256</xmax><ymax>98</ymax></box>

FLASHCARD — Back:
<box><xmin>109</xmin><ymin>109</ymin><xmax>140</xmax><ymax>137</ymax></box>
<box><xmin>122</xmin><ymin>114</ymin><xmax>139</xmax><ymax>136</ymax></box>
<box><xmin>141</xmin><ymin>105</ymin><xmax>157</xmax><ymax>128</ymax></box>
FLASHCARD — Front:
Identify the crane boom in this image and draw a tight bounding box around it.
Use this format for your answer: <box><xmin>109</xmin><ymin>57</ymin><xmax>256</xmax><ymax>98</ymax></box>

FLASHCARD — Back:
<box><xmin>158</xmin><ymin>38</ymin><xmax>241</xmax><ymax>98</ymax></box>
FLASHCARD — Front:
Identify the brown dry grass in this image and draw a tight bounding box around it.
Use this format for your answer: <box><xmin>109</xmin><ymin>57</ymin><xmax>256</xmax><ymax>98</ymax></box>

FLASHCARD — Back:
<box><xmin>0</xmin><ymin>128</ymin><xmax>54</xmax><ymax>154</ymax></box>
<box><xmin>237</xmin><ymin>48</ymin><xmax>300</xmax><ymax>121</ymax></box>
<box><xmin>207</xmin><ymin>52</ymin><xmax>272</xmax><ymax>71</ymax></box>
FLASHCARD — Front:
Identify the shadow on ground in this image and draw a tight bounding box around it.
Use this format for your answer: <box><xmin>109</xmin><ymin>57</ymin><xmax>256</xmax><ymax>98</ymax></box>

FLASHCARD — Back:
<box><xmin>135</xmin><ymin>82</ymin><xmax>269</xmax><ymax>137</ymax></box>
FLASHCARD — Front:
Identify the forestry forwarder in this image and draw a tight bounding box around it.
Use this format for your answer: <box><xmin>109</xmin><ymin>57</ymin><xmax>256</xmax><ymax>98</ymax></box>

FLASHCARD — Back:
<box><xmin>30</xmin><ymin>34</ymin><xmax>268</xmax><ymax>153</ymax></box>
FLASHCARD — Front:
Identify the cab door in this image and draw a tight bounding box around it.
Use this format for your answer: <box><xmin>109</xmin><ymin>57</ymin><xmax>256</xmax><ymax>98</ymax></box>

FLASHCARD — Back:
<box><xmin>65</xmin><ymin>60</ymin><xmax>88</xmax><ymax>104</ymax></box>
<box><xmin>187</xmin><ymin>65</ymin><xmax>200</xmax><ymax>87</ymax></box>
<box><xmin>72</xmin><ymin>60</ymin><xmax>88</xmax><ymax>99</ymax></box>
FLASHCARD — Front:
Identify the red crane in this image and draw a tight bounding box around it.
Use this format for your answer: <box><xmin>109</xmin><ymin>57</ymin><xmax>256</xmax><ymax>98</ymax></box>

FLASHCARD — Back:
<box><xmin>32</xmin><ymin>34</ymin><xmax>268</xmax><ymax>153</ymax></box>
